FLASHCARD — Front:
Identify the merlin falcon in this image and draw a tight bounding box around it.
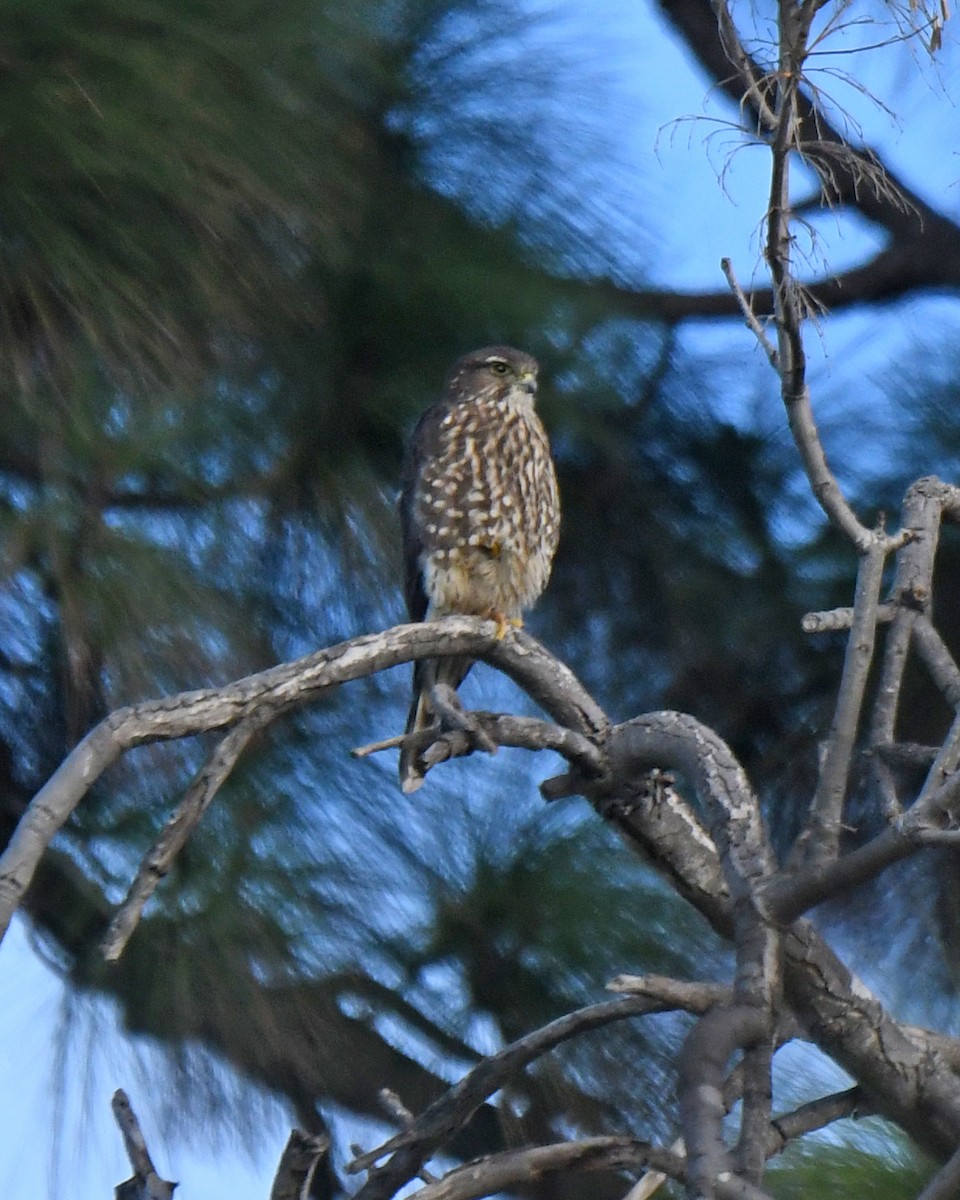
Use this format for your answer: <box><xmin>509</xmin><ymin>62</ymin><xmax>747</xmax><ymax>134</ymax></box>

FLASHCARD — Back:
<box><xmin>398</xmin><ymin>345</ymin><xmax>561</xmax><ymax>793</ymax></box>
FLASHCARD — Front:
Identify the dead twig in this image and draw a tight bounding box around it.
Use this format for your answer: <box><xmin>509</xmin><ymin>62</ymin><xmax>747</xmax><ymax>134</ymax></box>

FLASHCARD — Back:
<box><xmin>721</xmin><ymin>257</ymin><xmax>778</xmax><ymax>367</ymax></box>
<box><xmin>790</xmin><ymin>535</ymin><xmax>889</xmax><ymax>866</ymax></box>
<box><xmin>801</xmin><ymin>604</ymin><xmax>897</xmax><ymax>634</ymax></box>
<box><xmin>348</xmin><ymin>995</ymin><xmax>700</xmax><ymax>1199</ymax></box>
<box><xmin>112</xmin><ymin>1089</ymin><xmax>177</xmax><ymax>1200</ymax></box>
<box><xmin>101</xmin><ymin>709</ymin><xmax>275</xmax><ymax>961</ymax></box>
<box><xmin>405</xmin><ymin>1136</ymin><xmax>773</xmax><ymax>1200</ymax></box>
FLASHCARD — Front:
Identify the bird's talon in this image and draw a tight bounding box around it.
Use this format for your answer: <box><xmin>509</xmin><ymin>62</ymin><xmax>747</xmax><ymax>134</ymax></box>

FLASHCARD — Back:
<box><xmin>484</xmin><ymin>610</ymin><xmax>522</xmax><ymax>640</ymax></box>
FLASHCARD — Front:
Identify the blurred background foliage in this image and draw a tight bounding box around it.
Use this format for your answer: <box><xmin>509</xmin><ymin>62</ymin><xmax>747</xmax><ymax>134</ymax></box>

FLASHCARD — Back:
<box><xmin>2</xmin><ymin>0</ymin><xmax>960</xmax><ymax>1195</ymax></box>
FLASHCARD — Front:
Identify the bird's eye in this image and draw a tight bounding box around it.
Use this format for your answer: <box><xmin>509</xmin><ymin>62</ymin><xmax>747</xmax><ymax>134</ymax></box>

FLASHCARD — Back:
<box><xmin>489</xmin><ymin>361</ymin><xmax>509</xmax><ymax>375</ymax></box>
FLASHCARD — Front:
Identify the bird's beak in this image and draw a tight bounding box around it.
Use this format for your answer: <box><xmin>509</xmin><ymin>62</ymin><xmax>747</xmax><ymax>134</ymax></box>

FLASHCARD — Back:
<box><xmin>519</xmin><ymin>372</ymin><xmax>537</xmax><ymax>396</ymax></box>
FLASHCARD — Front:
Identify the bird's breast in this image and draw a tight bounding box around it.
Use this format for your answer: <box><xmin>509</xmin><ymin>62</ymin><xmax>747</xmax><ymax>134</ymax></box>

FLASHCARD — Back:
<box><xmin>423</xmin><ymin>543</ymin><xmax>547</xmax><ymax>619</ymax></box>
<box><xmin>414</xmin><ymin>396</ymin><xmax>560</xmax><ymax>618</ymax></box>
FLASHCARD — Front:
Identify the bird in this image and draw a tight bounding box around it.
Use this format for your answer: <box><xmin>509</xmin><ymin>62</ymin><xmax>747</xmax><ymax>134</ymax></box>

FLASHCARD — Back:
<box><xmin>398</xmin><ymin>345</ymin><xmax>561</xmax><ymax>793</ymax></box>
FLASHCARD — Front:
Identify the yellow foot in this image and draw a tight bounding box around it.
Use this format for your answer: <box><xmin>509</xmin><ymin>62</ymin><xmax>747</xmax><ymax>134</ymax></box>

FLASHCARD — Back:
<box><xmin>484</xmin><ymin>610</ymin><xmax>523</xmax><ymax>640</ymax></box>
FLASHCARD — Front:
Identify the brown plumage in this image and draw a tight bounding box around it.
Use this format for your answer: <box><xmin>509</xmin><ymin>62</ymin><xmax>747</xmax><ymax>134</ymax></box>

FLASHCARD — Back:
<box><xmin>398</xmin><ymin>346</ymin><xmax>561</xmax><ymax>792</ymax></box>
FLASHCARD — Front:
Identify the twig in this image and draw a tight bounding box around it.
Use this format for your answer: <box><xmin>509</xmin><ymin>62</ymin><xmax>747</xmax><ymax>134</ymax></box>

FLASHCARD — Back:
<box><xmin>379</xmin><ymin>1090</ymin><xmax>438</xmax><ymax>1184</ymax></box>
<box><xmin>352</xmin><ymin>733</ymin><xmax>406</xmax><ymax>757</ymax></box>
<box><xmin>405</xmin><ymin>1137</ymin><xmax>774</xmax><ymax>1200</ymax></box>
<box><xmin>766</xmin><ymin>1087</ymin><xmax>868</xmax><ymax>1157</ymax></box>
<box><xmin>801</xmin><ymin>603</ymin><xmax>897</xmax><ymax>634</ymax></box>
<box><xmin>713</xmin><ymin>0</ymin><xmax>778</xmax><ymax>130</ymax></box>
<box><xmin>912</xmin><ymin>617</ymin><xmax>960</xmax><ymax>711</ymax></box>
<box><xmin>111</xmin><ymin>1089</ymin><xmax>177</xmax><ymax>1200</ymax></box>
<box><xmin>606</xmin><ymin>974</ymin><xmax>729</xmax><ymax>1011</ymax></box>
<box><xmin>761</xmin><ymin>767</ymin><xmax>960</xmax><ymax>923</ymax></box>
<box><xmin>721</xmin><ymin>257</ymin><xmax>778</xmax><ymax>367</ymax></box>
<box><xmin>790</xmin><ymin>535</ymin><xmax>888</xmax><ymax>866</ymax></box>
<box><xmin>100</xmin><ymin>709</ymin><xmax>274</xmax><ymax>961</ymax></box>
<box><xmin>270</xmin><ymin>1129</ymin><xmax>331</xmax><ymax>1200</ymax></box>
<box><xmin>347</xmin><ymin>995</ymin><xmax>696</xmax><ymax>1198</ymax></box>
<box><xmin>865</xmin><ymin>478</ymin><xmax>949</xmax><ymax>821</ymax></box>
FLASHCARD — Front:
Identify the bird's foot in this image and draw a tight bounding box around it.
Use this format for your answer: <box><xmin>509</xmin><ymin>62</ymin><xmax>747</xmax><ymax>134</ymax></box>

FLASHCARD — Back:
<box><xmin>429</xmin><ymin>683</ymin><xmax>497</xmax><ymax>754</ymax></box>
<box><xmin>483</xmin><ymin>609</ymin><xmax>523</xmax><ymax>640</ymax></box>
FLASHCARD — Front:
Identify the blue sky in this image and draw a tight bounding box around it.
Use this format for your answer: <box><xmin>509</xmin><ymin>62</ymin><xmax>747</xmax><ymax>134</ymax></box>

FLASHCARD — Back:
<box><xmin>2</xmin><ymin>1</ymin><xmax>960</xmax><ymax>1196</ymax></box>
<box><xmin>0</xmin><ymin>919</ymin><xmax>290</xmax><ymax>1196</ymax></box>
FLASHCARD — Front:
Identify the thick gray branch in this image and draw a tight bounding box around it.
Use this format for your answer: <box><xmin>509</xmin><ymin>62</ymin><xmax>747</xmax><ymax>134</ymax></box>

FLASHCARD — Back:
<box><xmin>678</xmin><ymin>1005</ymin><xmax>768</xmax><ymax>1199</ymax></box>
<box><xmin>583</xmin><ymin>721</ymin><xmax>960</xmax><ymax>1158</ymax></box>
<box><xmin>0</xmin><ymin>618</ymin><xmax>606</xmax><ymax>944</ymax></box>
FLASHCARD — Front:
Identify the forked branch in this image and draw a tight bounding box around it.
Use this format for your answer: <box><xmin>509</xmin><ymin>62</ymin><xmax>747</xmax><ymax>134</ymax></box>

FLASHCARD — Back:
<box><xmin>0</xmin><ymin>617</ymin><xmax>607</xmax><ymax>947</ymax></box>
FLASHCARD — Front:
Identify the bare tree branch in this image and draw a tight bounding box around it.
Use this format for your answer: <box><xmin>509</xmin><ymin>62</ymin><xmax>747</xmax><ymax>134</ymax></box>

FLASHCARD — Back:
<box><xmin>0</xmin><ymin>618</ymin><xmax>607</xmax><ymax>945</ymax></box>
<box><xmin>415</xmin><ymin>712</ymin><xmax>606</xmax><ymax>780</ymax></box>
<box><xmin>865</xmin><ymin>478</ymin><xmax>957</xmax><ymax>821</ymax></box>
<box><xmin>270</xmin><ymin>1130</ymin><xmax>331</xmax><ymax>1200</ymax></box>
<box><xmin>347</xmin><ymin>995</ymin><xmax>687</xmax><ymax>1197</ymax></box>
<box><xmin>606</xmin><ymin>974</ymin><xmax>729</xmax><ymax>1011</ymax></box>
<box><xmin>916</xmin><ymin>1144</ymin><xmax>960</xmax><ymax>1200</ymax></box>
<box><xmin>404</xmin><ymin>1137</ymin><xmax>774</xmax><ymax>1200</ymax></box>
<box><xmin>765</xmin><ymin>1087</ymin><xmax>868</xmax><ymax>1157</ymax></box>
<box><xmin>912</xmin><ymin>617</ymin><xmax>960</xmax><ymax>712</ymax></box>
<box><xmin>589</xmin><ymin>718</ymin><xmax>960</xmax><ymax>1157</ymax></box>
<box><xmin>720</xmin><ymin>257</ymin><xmax>778</xmax><ymax>366</ymax></box>
<box><xmin>762</xmin><ymin>765</ymin><xmax>960</xmax><ymax>923</ymax></box>
<box><xmin>101</xmin><ymin>709</ymin><xmax>276</xmax><ymax>961</ymax></box>
<box><xmin>679</xmin><ymin>1005</ymin><xmax>768</xmax><ymax>1199</ymax></box>
<box><xmin>801</xmin><ymin>604</ymin><xmax>897</xmax><ymax>634</ymax></box>
<box><xmin>112</xmin><ymin>1089</ymin><xmax>177</xmax><ymax>1200</ymax></box>
<box><xmin>790</xmin><ymin>535</ymin><xmax>889</xmax><ymax>865</ymax></box>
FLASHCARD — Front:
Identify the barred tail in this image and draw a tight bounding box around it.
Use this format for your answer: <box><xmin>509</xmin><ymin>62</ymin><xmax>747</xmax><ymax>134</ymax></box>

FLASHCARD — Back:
<box><xmin>398</xmin><ymin>656</ymin><xmax>473</xmax><ymax>793</ymax></box>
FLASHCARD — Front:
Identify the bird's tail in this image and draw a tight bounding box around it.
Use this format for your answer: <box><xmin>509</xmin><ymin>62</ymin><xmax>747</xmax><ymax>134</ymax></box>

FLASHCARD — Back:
<box><xmin>398</xmin><ymin>656</ymin><xmax>473</xmax><ymax>793</ymax></box>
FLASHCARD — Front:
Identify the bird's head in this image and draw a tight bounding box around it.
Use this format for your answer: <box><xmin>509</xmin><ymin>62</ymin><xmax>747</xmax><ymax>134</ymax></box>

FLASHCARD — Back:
<box><xmin>445</xmin><ymin>345</ymin><xmax>539</xmax><ymax>407</ymax></box>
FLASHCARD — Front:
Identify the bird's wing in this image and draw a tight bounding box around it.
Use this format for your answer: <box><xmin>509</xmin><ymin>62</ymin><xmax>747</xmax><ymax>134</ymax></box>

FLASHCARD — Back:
<box><xmin>399</xmin><ymin>400</ymin><xmax>450</xmax><ymax>622</ymax></box>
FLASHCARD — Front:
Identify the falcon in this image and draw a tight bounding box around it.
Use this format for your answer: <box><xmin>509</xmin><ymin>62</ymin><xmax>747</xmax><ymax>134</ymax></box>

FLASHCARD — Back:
<box><xmin>398</xmin><ymin>346</ymin><xmax>561</xmax><ymax>792</ymax></box>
